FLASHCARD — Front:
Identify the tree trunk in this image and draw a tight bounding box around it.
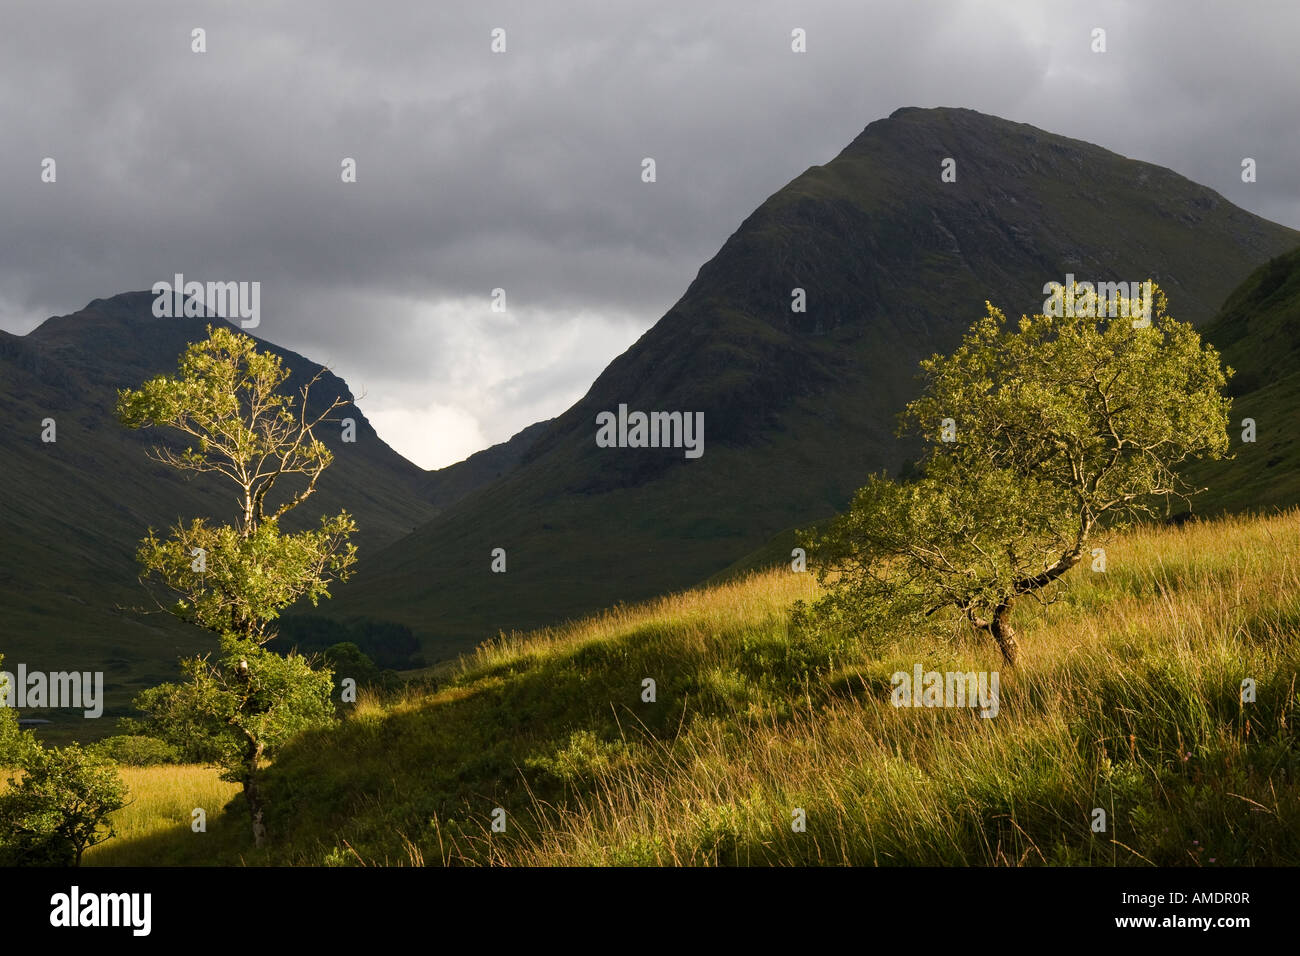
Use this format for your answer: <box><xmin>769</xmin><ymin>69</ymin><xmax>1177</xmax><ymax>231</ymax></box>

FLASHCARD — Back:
<box><xmin>242</xmin><ymin>739</ymin><xmax>268</xmax><ymax>848</ymax></box>
<box><xmin>990</xmin><ymin>600</ymin><xmax>1019</xmax><ymax>667</ymax></box>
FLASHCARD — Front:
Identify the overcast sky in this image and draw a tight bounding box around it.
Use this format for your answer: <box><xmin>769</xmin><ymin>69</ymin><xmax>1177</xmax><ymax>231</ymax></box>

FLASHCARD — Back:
<box><xmin>2</xmin><ymin>0</ymin><xmax>1297</xmax><ymax>468</ymax></box>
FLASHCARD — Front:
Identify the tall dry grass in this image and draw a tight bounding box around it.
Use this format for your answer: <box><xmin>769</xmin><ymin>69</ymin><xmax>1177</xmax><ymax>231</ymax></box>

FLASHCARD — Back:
<box><xmin>65</xmin><ymin>509</ymin><xmax>1300</xmax><ymax>867</ymax></box>
<box><xmin>491</xmin><ymin>510</ymin><xmax>1300</xmax><ymax>865</ymax></box>
<box><xmin>83</xmin><ymin>765</ymin><xmax>240</xmax><ymax>866</ymax></box>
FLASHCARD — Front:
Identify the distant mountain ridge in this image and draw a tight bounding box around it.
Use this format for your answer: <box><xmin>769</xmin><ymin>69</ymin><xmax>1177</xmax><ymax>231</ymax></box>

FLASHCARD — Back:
<box><xmin>322</xmin><ymin>106</ymin><xmax>1300</xmax><ymax>657</ymax></box>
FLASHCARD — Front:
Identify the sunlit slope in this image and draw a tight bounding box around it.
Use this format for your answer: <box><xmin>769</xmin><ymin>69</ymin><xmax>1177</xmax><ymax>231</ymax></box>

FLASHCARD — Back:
<box><xmin>95</xmin><ymin>509</ymin><xmax>1300</xmax><ymax>866</ymax></box>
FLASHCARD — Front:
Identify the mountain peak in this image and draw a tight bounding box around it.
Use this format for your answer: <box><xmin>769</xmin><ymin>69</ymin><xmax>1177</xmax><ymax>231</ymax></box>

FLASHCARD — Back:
<box><xmin>849</xmin><ymin>106</ymin><xmax>1057</xmax><ymax>157</ymax></box>
<box><xmin>82</xmin><ymin>290</ymin><xmax>160</xmax><ymax>318</ymax></box>
<box><xmin>887</xmin><ymin>104</ymin><xmax>963</xmax><ymax>119</ymax></box>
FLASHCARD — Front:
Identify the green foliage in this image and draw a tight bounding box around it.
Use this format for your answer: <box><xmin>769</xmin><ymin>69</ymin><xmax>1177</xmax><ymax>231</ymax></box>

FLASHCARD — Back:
<box><xmin>0</xmin><ymin>710</ymin><xmax>22</xmax><ymax>766</ymax></box>
<box><xmin>89</xmin><ymin>734</ymin><xmax>182</xmax><ymax>767</ymax></box>
<box><xmin>901</xmin><ymin>283</ymin><xmax>1230</xmax><ymax>520</ymax></box>
<box><xmin>135</xmin><ymin>513</ymin><xmax>357</xmax><ymax>639</ymax></box>
<box><xmin>323</xmin><ymin>642</ymin><xmax>380</xmax><ymax>696</ymax></box>
<box><xmin>116</xmin><ymin>324</ymin><xmax>357</xmax><ymax>643</ymax></box>
<box><xmin>133</xmin><ymin>634</ymin><xmax>335</xmax><ymax>785</ymax></box>
<box><xmin>803</xmin><ymin>283</ymin><xmax>1231</xmax><ymax>658</ymax></box>
<box><xmin>0</xmin><ymin>742</ymin><xmax>128</xmax><ymax>866</ymax></box>
<box><xmin>116</xmin><ymin>325</ymin><xmax>331</xmax><ymax>485</ymax></box>
<box><xmin>122</xmin><ymin>685</ymin><xmax>229</xmax><ymax>764</ymax></box>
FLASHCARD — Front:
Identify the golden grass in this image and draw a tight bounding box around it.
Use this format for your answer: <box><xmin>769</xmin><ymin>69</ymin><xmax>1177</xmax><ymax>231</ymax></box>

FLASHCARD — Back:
<box><xmin>39</xmin><ymin>508</ymin><xmax>1300</xmax><ymax>866</ymax></box>
<box><xmin>465</xmin><ymin>568</ymin><xmax>821</xmax><ymax>675</ymax></box>
<box><xmin>492</xmin><ymin>509</ymin><xmax>1300</xmax><ymax>865</ymax></box>
<box><xmin>83</xmin><ymin>765</ymin><xmax>239</xmax><ymax>865</ymax></box>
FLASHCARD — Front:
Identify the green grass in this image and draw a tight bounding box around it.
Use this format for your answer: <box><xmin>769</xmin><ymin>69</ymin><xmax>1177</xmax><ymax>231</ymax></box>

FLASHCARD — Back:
<box><xmin>85</xmin><ymin>508</ymin><xmax>1300</xmax><ymax>866</ymax></box>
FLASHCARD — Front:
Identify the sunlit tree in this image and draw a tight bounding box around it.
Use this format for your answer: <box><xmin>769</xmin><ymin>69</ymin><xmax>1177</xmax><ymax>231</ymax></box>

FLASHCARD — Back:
<box><xmin>117</xmin><ymin>326</ymin><xmax>356</xmax><ymax>845</ymax></box>
<box><xmin>804</xmin><ymin>282</ymin><xmax>1231</xmax><ymax>665</ymax></box>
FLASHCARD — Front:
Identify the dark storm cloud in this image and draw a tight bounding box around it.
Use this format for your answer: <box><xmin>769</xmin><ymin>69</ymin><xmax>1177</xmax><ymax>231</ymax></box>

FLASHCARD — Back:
<box><xmin>1</xmin><ymin>0</ymin><xmax>1296</xmax><ymax>466</ymax></box>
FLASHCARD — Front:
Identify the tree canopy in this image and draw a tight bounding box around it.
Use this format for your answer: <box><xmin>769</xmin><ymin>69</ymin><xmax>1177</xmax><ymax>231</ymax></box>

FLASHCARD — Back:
<box><xmin>117</xmin><ymin>325</ymin><xmax>357</xmax><ymax>643</ymax></box>
<box><xmin>803</xmin><ymin>282</ymin><xmax>1231</xmax><ymax>664</ymax></box>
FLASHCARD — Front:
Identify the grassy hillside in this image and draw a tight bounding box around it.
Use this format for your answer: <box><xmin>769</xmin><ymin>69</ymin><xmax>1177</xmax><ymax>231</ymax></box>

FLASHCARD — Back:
<box><xmin>85</xmin><ymin>508</ymin><xmax>1300</xmax><ymax>866</ymax></box>
<box><xmin>1184</xmin><ymin>246</ymin><xmax>1300</xmax><ymax>514</ymax></box>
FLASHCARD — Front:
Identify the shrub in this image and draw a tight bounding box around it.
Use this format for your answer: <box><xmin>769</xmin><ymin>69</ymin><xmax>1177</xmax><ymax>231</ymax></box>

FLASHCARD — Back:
<box><xmin>91</xmin><ymin>734</ymin><xmax>182</xmax><ymax>767</ymax></box>
<box><xmin>0</xmin><ymin>743</ymin><xmax>128</xmax><ymax>866</ymax></box>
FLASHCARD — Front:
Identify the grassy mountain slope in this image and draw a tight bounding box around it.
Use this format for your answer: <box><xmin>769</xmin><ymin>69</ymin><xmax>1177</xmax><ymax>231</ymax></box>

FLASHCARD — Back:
<box><xmin>327</xmin><ymin>107</ymin><xmax>1300</xmax><ymax>658</ymax></box>
<box><xmin>1180</xmin><ymin>246</ymin><xmax>1300</xmax><ymax>514</ymax></box>
<box><xmin>86</xmin><ymin>509</ymin><xmax>1300</xmax><ymax>866</ymax></box>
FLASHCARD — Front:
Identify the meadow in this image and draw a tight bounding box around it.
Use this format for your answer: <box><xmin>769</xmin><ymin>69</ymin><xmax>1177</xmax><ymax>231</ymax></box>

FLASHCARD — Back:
<box><xmin>66</xmin><ymin>508</ymin><xmax>1300</xmax><ymax>866</ymax></box>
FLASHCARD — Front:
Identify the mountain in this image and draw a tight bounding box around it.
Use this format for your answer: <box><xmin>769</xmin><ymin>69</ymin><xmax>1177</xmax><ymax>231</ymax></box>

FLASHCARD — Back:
<box><xmin>0</xmin><ymin>293</ymin><xmax>530</xmax><ymax>731</ymax></box>
<box><xmin>697</xmin><ymin>242</ymin><xmax>1300</xmax><ymax>579</ymax></box>
<box><xmin>1178</xmin><ymin>246</ymin><xmax>1300</xmax><ymax>513</ymax></box>
<box><xmin>324</xmin><ymin>106</ymin><xmax>1300</xmax><ymax>657</ymax></box>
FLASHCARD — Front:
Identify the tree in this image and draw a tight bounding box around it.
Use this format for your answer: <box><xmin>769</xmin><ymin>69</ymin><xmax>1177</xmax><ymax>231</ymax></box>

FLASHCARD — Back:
<box><xmin>130</xmin><ymin>638</ymin><xmax>334</xmax><ymax>846</ymax></box>
<box><xmin>117</xmin><ymin>325</ymin><xmax>358</xmax><ymax>643</ymax></box>
<box><xmin>0</xmin><ymin>665</ymin><xmax>128</xmax><ymax>868</ymax></box>
<box><xmin>116</xmin><ymin>325</ymin><xmax>357</xmax><ymax>846</ymax></box>
<box><xmin>323</xmin><ymin>641</ymin><xmax>381</xmax><ymax>698</ymax></box>
<box><xmin>803</xmin><ymin>282</ymin><xmax>1231</xmax><ymax>665</ymax></box>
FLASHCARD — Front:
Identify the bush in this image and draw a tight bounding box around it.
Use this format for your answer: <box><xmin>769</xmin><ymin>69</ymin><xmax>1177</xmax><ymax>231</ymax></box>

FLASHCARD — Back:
<box><xmin>0</xmin><ymin>743</ymin><xmax>128</xmax><ymax>866</ymax></box>
<box><xmin>323</xmin><ymin>642</ymin><xmax>380</xmax><ymax>700</ymax></box>
<box><xmin>0</xmin><ymin>656</ymin><xmax>37</xmax><ymax>768</ymax></box>
<box><xmin>91</xmin><ymin>734</ymin><xmax>182</xmax><ymax>767</ymax></box>
<box><xmin>123</xmin><ymin>684</ymin><xmax>228</xmax><ymax>764</ymax></box>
